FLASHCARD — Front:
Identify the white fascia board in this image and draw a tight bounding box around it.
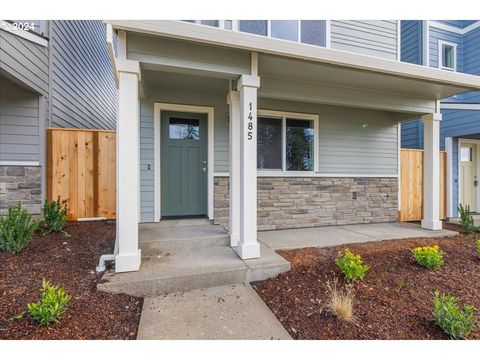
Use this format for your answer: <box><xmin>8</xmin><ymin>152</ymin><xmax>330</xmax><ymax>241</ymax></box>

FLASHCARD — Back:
<box><xmin>441</xmin><ymin>103</ymin><xmax>480</xmax><ymax>110</ymax></box>
<box><xmin>106</xmin><ymin>20</ymin><xmax>480</xmax><ymax>91</ymax></box>
<box><xmin>0</xmin><ymin>21</ymin><xmax>48</xmax><ymax>47</ymax></box>
<box><xmin>429</xmin><ymin>20</ymin><xmax>480</xmax><ymax>35</ymax></box>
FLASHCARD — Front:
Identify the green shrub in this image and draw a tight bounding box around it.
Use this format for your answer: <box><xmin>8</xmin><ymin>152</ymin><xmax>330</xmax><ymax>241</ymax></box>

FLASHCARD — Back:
<box><xmin>27</xmin><ymin>279</ymin><xmax>71</xmax><ymax>326</ymax></box>
<box><xmin>458</xmin><ymin>203</ymin><xmax>476</xmax><ymax>233</ymax></box>
<box><xmin>335</xmin><ymin>249</ymin><xmax>369</xmax><ymax>282</ymax></box>
<box><xmin>433</xmin><ymin>291</ymin><xmax>478</xmax><ymax>339</ymax></box>
<box><xmin>0</xmin><ymin>202</ymin><xmax>38</xmax><ymax>253</ymax></box>
<box><xmin>41</xmin><ymin>198</ymin><xmax>67</xmax><ymax>235</ymax></box>
<box><xmin>411</xmin><ymin>245</ymin><xmax>444</xmax><ymax>269</ymax></box>
<box><xmin>476</xmin><ymin>240</ymin><xmax>480</xmax><ymax>258</ymax></box>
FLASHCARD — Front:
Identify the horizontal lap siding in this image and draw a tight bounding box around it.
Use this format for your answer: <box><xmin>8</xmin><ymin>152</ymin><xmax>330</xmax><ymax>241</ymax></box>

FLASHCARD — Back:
<box><xmin>0</xmin><ymin>77</ymin><xmax>39</xmax><ymax>161</ymax></box>
<box><xmin>0</xmin><ymin>29</ymin><xmax>48</xmax><ymax>95</ymax></box>
<box><xmin>463</xmin><ymin>27</ymin><xmax>480</xmax><ymax>102</ymax></box>
<box><xmin>401</xmin><ymin>21</ymin><xmax>423</xmax><ymax>65</ymax></box>
<box><xmin>400</xmin><ymin>119</ymin><xmax>422</xmax><ymax>149</ymax></box>
<box><xmin>50</xmin><ymin>21</ymin><xmax>117</xmax><ymax>129</ymax></box>
<box><xmin>429</xmin><ymin>27</ymin><xmax>463</xmax><ymax>71</ymax></box>
<box><xmin>140</xmin><ymin>102</ymin><xmax>155</xmax><ymax>222</ymax></box>
<box><xmin>331</xmin><ymin>20</ymin><xmax>398</xmax><ymax>60</ymax></box>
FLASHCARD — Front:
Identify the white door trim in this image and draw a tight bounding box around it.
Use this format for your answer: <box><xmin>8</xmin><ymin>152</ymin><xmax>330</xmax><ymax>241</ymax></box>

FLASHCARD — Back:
<box><xmin>458</xmin><ymin>138</ymin><xmax>480</xmax><ymax>213</ymax></box>
<box><xmin>153</xmin><ymin>102</ymin><xmax>214</xmax><ymax>221</ymax></box>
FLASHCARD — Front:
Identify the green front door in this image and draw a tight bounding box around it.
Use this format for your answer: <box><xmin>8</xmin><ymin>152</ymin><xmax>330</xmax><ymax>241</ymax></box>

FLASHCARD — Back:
<box><xmin>161</xmin><ymin>111</ymin><xmax>208</xmax><ymax>217</ymax></box>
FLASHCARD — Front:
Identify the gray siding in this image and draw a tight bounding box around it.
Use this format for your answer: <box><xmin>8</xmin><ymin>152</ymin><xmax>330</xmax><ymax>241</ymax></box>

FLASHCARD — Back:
<box><xmin>0</xmin><ymin>28</ymin><xmax>48</xmax><ymax>95</ymax></box>
<box><xmin>331</xmin><ymin>20</ymin><xmax>399</xmax><ymax>60</ymax></box>
<box><xmin>49</xmin><ymin>20</ymin><xmax>117</xmax><ymax>129</ymax></box>
<box><xmin>0</xmin><ymin>76</ymin><xmax>39</xmax><ymax>162</ymax></box>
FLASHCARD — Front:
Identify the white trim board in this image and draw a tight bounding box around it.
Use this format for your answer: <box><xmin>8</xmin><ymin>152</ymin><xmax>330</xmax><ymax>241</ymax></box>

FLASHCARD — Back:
<box><xmin>441</xmin><ymin>103</ymin><xmax>480</xmax><ymax>110</ymax></box>
<box><xmin>445</xmin><ymin>137</ymin><xmax>453</xmax><ymax>218</ymax></box>
<box><xmin>429</xmin><ymin>20</ymin><xmax>480</xmax><ymax>35</ymax></box>
<box><xmin>0</xmin><ymin>21</ymin><xmax>48</xmax><ymax>47</ymax></box>
<box><xmin>153</xmin><ymin>103</ymin><xmax>214</xmax><ymax>221</ymax></box>
<box><xmin>438</xmin><ymin>40</ymin><xmax>457</xmax><ymax>71</ymax></box>
<box><xmin>0</xmin><ymin>161</ymin><xmax>40</xmax><ymax>166</ymax></box>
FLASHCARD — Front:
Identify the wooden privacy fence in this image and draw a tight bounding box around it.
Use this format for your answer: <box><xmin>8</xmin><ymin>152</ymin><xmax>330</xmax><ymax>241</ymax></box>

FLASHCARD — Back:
<box><xmin>47</xmin><ymin>128</ymin><xmax>116</xmax><ymax>220</ymax></box>
<box><xmin>399</xmin><ymin>149</ymin><xmax>447</xmax><ymax>222</ymax></box>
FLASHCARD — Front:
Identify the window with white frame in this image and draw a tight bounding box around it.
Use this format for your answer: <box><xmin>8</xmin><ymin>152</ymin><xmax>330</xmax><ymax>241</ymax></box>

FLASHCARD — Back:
<box><xmin>257</xmin><ymin>111</ymin><xmax>318</xmax><ymax>172</ymax></box>
<box><xmin>438</xmin><ymin>40</ymin><xmax>457</xmax><ymax>71</ymax></box>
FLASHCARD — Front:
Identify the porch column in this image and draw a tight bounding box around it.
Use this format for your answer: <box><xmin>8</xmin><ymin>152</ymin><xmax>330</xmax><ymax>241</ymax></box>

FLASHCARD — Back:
<box><xmin>115</xmin><ymin>59</ymin><xmax>142</xmax><ymax>272</ymax></box>
<box><xmin>237</xmin><ymin>75</ymin><xmax>261</xmax><ymax>259</ymax></box>
<box><xmin>421</xmin><ymin>112</ymin><xmax>442</xmax><ymax>230</ymax></box>
<box><xmin>227</xmin><ymin>91</ymin><xmax>240</xmax><ymax>247</ymax></box>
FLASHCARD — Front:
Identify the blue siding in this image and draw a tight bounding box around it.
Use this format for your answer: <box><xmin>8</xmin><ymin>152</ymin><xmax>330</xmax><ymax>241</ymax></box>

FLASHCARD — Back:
<box><xmin>401</xmin><ymin>21</ymin><xmax>423</xmax><ymax>65</ymax></box>
<box><xmin>401</xmin><ymin>119</ymin><xmax>422</xmax><ymax>149</ymax></box>
<box><xmin>463</xmin><ymin>27</ymin><xmax>480</xmax><ymax>102</ymax></box>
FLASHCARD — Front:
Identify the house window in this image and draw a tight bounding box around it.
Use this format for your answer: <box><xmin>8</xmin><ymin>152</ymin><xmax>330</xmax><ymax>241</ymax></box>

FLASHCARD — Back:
<box><xmin>271</xmin><ymin>20</ymin><xmax>298</xmax><ymax>42</ymax></box>
<box><xmin>169</xmin><ymin>118</ymin><xmax>200</xmax><ymax>140</ymax></box>
<box><xmin>239</xmin><ymin>20</ymin><xmax>268</xmax><ymax>36</ymax></box>
<box><xmin>461</xmin><ymin>147</ymin><xmax>472</xmax><ymax>162</ymax></box>
<box><xmin>257</xmin><ymin>111</ymin><xmax>318</xmax><ymax>172</ymax></box>
<box><xmin>439</xmin><ymin>41</ymin><xmax>457</xmax><ymax>71</ymax></box>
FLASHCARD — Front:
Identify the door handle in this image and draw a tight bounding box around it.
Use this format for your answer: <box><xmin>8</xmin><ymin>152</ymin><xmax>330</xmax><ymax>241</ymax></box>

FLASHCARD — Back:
<box><xmin>202</xmin><ymin>167</ymin><xmax>207</xmax><ymax>172</ymax></box>
<box><xmin>474</xmin><ymin>180</ymin><xmax>478</xmax><ymax>187</ymax></box>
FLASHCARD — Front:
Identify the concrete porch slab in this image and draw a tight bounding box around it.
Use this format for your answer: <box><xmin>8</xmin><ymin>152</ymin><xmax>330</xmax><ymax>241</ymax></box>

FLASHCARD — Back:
<box><xmin>136</xmin><ymin>284</ymin><xmax>292</xmax><ymax>340</ymax></box>
<box><xmin>258</xmin><ymin>222</ymin><xmax>458</xmax><ymax>250</ymax></box>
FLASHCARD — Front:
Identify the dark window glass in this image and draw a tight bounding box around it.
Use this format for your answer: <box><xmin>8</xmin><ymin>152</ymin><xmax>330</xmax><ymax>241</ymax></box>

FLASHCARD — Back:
<box><xmin>200</xmin><ymin>20</ymin><xmax>219</xmax><ymax>27</ymax></box>
<box><xmin>442</xmin><ymin>44</ymin><xmax>455</xmax><ymax>69</ymax></box>
<box><xmin>239</xmin><ymin>20</ymin><xmax>267</xmax><ymax>36</ymax></box>
<box><xmin>271</xmin><ymin>20</ymin><xmax>298</xmax><ymax>41</ymax></box>
<box><xmin>301</xmin><ymin>20</ymin><xmax>326</xmax><ymax>46</ymax></box>
<box><xmin>169</xmin><ymin>118</ymin><xmax>200</xmax><ymax>140</ymax></box>
<box><xmin>286</xmin><ymin>119</ymin><xmax>314</xmax><ymax>171</ymax></box>
<box><xmin>257</xmin><ymin>117</ymin><xmax>282</xmax><ymax>170</ymax></box>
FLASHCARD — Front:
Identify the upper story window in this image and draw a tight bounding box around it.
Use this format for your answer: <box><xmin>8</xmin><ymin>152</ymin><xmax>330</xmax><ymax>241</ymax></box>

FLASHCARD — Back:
<box><xmin>182</xmin><ymin>20</ymin><xmax>327</xmax><ymax>47</ymax></box>
<box><xmin>438</xmin><ymin>40</ymin><xmax>457</xmax><ymax>71</ymax></box>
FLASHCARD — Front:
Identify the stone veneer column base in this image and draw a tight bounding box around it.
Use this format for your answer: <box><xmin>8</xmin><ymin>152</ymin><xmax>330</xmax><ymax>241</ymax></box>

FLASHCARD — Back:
<box><xmin>214</xmin><ymin>176</ymin><xmax>398</xmax><ymax>231</ymax></box>
<box><xmin>0</xmin><ymin>166</ymin><xmax>42</xmax><ymax>215</ymax></box>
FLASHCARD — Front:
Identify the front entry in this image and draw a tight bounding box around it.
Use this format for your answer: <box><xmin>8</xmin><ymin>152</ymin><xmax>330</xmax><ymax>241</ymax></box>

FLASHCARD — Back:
<box><xmin>460</xmin><ymin>142</ymin><xmax>477</xmax><ymax>211</ymax></box>
<box><xmin>161</xmin><ymin>111</ymin><xmax>208</xmax><ymax>217</ymax></box>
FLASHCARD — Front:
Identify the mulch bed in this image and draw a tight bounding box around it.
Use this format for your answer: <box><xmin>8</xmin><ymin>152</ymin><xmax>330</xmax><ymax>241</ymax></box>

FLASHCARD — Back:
<box><xmin>254</xmin><ymin>227</ymin><xmax>480</xmax><ymax>340</ymax></box>
<box><xmin>0</xmin><ymin>221</ymin><xmax>143</xmax><ymax>340</ymax></box>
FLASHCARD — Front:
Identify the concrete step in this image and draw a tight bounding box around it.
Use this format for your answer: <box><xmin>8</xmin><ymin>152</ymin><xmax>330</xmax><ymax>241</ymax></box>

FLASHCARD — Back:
<box><xmin>98</xmin><ymin>246</ymin><xmax>248</xmax><ymax>297</ymax></box>
<box><xmin>139</xmin><ymin>223</ymin><xmax>229</xmax><ymax>253</ymax></box>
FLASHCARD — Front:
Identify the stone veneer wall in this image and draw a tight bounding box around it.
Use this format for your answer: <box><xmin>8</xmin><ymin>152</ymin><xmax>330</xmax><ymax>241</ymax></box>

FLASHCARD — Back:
<box><xmin>214</xmin><ymin>176</ymin><xmax>398</xmax><ymax>231</ymax></box>
<box><xmin>0</xmin><ymin>166</ymin><xmax>42</xmax><ymax>215</ymax></box>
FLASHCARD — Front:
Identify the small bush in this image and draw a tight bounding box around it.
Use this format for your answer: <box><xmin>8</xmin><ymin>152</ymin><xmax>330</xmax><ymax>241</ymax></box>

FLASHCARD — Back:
<box><xmin>0</xmin><ymin>202</ymin><xmax>38</xmax><ymax>253</ymax></box>
<box><xmin>325</xmin><ymin>277</ymin><xmax>355</xmax><ymax>323</ymax></box>
<box><xmin>27</xmin><ymin>279</ymin><xmax>71</xmax><ymax>326</ymax></box>
<box><xmin>458</xmin><ymin>203</ymin><xmax>476</xmax><ymax>234</ymax></box>
<box><xmin>433</xmin><ymin>291</ymin><xmax>478</xmax><ymax>339</ymax></box>
<box><xmin>335</xmin><ymin>249</ymin><xmax>369</xmax><ymax>282</ymax></box>
<box><xmin>411</xmin><ymin>245</ymin><xmax>444</xmax><ymax>269</ymax></box>
<box><xmin>41</xmin><ymin>198</ymin><xmax>67</xmax><ymax>235</ymax></box>
<box><xmin>476</xmin><ymin>240</ymin><xmax>480</xmax><ymax>258</ymax></box>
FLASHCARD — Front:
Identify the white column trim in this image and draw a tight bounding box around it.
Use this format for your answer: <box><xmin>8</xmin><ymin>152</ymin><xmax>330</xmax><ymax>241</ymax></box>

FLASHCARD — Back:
<box><xmin>325</xmin><ymin>20</ymin><xmax>331</xmax><ymax>48</ymax></box>
<box><xmin>445</xmin><ymin>137</ymin><xmax>453</xmax><ymax>218</ymax></box>
<box><xmin>153</xmin><ymin>102</ymin><xmax>215</xmax><ymax>221</ymax></box>
<box><xmin>227</xmin><ymin>91</ymin><xmax>240</xmax><ymax>247</ymax></box>
<box><xmin>396</xmin><ymin>20</ymin><xmax>401</xmax><ymax>62</ymax></box>
<box><xmin>422</xmin><ymin>20</ymin><xmax>429</xmax><ymax>66</ymax></box>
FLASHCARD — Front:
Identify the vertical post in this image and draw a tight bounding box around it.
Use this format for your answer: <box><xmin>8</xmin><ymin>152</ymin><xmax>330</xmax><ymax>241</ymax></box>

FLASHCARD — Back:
<box><xmin>445</xmin><ymin>137</ymin><xmax>453</xmax><ymax>218</ymax></box>
<box><xmin>237</xmin><ymin>75</ymin><xmax>260</xmax><ymax>259</ymax></box>
<box><xmin>227</xmin><ymin>91</ymin><xmax>240</xmax><ymax>247</ymax></box>
<box><xmin>115</xmin><ymin>59</ymin><xmax>142</xmax><ymax>272</ymax></box>
<box><xmin>421</xmin><ymin>112</ymin><xmax>442</xmax><ymax>230</ymax></box>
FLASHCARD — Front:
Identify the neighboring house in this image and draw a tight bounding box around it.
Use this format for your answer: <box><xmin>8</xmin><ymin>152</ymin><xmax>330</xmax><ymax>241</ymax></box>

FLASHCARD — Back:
<box><xmin>0</xmin><ymin>20</ymin><xmax>117</xmax><ymax>214</ymax></box>
<box><xmin>400</xmin><ymin>20</ymin><xmax>480</xmax><ymax>217</ymax></box>
<box><xmin>105</xmin><ymin>20</ymin><xmax>480</xmax><ymax>273</ymax></box>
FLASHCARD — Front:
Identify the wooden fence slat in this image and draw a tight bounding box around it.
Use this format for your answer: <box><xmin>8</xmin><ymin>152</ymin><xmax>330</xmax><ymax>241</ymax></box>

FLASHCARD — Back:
<box><xmin>46</xmin><ymin>128</ymin><xmax>116</xmax><ymax>220</ymax></box>
<box><xmin>399</xmin><ymin>148</ymin><xmax>447</xmax><ymax>222</ymax></box>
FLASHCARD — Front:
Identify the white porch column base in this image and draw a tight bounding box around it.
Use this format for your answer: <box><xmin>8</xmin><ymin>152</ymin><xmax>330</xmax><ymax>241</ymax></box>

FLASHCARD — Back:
<box><xmin>237</xmin><ymin>75</ymin><xmax>260</xmax><ymax>260</ymax></box>
<box><xmin>228</xmin><ymin>90</ymin><xmax>240</xmax><ymax>247</ymax></box>
<box><xmin>421</xmin><ymin>112</ymin><xmax>442</xmax><ymax>231</ymax></box>
<box><xmin>115</xmin><ymin>59</ymin><xmax>142</xmax><ymax>273</ymax></box>
<box><xmin>115</xmin><ymin>251</ymin><xmax>142</xmax><ymax>273</ymax></box>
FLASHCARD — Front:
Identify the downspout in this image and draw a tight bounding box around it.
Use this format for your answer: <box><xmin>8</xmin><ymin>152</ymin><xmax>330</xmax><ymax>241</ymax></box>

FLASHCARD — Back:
<box><xmin>97</xmin><ymin>23</ymin><xmax>120</xmax><ymax>273</ymax></box>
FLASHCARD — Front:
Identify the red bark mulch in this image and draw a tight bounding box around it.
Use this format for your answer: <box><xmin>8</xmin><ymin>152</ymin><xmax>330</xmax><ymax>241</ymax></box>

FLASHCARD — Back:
<box><xmin>0</xmin><ymin>221</ymin><xmax>143</xmax><ymax>340</ymax></box>
<box><xmin>254</xmin><ymin>230</ymin><xmax>480</xmax><ymax>340</ymax></box>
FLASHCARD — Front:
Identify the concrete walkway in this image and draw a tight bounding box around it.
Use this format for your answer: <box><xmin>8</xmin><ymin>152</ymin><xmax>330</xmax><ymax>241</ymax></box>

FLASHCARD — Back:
<box><xmin>137</xmin><ymin>284</ymin><xmax>291</xmax><ymax>340</ymax></box>
<box><xmin>258</xmin><ymin>222</ymin><xmax>458</xmax><ymax>250</ymax></box>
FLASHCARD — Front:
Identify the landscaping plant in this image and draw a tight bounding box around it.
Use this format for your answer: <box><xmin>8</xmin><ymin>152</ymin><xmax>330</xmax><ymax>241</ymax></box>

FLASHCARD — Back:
<box><xmin>335</xmin><ymin>249</ymin><xmax>369</xmax><ymax>282</ymax></box>
<box><xmin>27</xmin><ymin>279</ymin><xmax>71</xmax><ymax>326</ymax></box>
<box><xmin>325</xmin><ymin>277</ymin><xmax>356</xmax><ymax>323</ymax></box>
<box><xmin>41</xmin><ymin>198</ymin><xmax>67</xmax><ymax>235</ymax></box>
<box><xmin>0</xmin><ymin>202</ymin><xmax>38</xmax><ymax>253</ymax></box>
<box><xmin>476</xmin><ymin>240</ymin><xmax>480</xmax><ymax>258</ymax></box>
<box><xmin>411</xmin><ymin>245</ymin><xmax>444</xmax><ymax>269</ymax></box>
<box><xmin>433</xmin><ymin>290</ymin><xmax>478</xmax><ymax>339</ymax></box>
<box><xmin>458</xmin><ymin>203</ymin><xmax>477</xmax><ymax>234</ymax></box>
